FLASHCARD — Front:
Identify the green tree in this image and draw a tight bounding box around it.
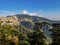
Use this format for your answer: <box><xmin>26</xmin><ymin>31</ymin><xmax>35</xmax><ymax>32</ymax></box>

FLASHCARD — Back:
<box><xmin>18</xmin><ymin>41</ymin><xmax>31</xmax><ymax>45</ymax></box>
<box><xmin>28</xmin><ymin>23</ymin><xmax>47</xmax><ymax>45</ymax></box>
<box><xmin>50</xmin><ymin>27</ymin><xmax>60</xmax><ymax>45</ymax></box>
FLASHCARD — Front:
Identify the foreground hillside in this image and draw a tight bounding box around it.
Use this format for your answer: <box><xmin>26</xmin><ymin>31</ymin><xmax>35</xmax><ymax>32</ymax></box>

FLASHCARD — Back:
<box><xmin>0</xmin><ymin>20</ymin><xmax>52</xmax><ymax>45</ymax></box>
<box><xmin>0</xmin><ymin>14</ymin><xmax>60</xmax><ymax>45</ymax></box>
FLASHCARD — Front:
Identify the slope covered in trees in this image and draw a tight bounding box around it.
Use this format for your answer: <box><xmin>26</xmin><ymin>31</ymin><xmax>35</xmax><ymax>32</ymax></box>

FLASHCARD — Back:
<box><xmin>0</xmin><ymin>15</ymin><xmax>60</xmax><ymax>45</ymax></box>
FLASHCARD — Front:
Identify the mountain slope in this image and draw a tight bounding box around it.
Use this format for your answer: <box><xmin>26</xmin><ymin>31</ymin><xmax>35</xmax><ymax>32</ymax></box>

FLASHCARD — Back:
<box><xmin>15</xmin><ymin>14</ymin><xmax>60</xmax><ymax>36</ymax></box>
<box><xmin>7</xmin><ymin>14</ymin><xmax>60</xmax><ymax>30</ymax></box>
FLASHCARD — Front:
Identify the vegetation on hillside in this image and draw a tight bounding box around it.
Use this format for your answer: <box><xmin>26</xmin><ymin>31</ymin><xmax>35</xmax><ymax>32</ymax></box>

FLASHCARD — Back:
<box><xmin>0</xmin><ymin>21</ymin><xmax>60</xmax><ymax>45</ymax></box>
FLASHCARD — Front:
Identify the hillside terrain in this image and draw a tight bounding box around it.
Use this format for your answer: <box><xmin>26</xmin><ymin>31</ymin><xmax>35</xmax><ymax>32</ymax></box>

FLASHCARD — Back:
<box><xmin>7</xmin><ymin>14</ymin><xmax>60</xmax><ymax>36</ymax></box>
<box><xmin>13</xmin><ymin>14</ymin><xmax>60</xmax><ymax>29</ymax></box>
<box><xmin>0</xmin><ymin>14</ymin><xmax>60</xmax><ymax>45</ymax></box>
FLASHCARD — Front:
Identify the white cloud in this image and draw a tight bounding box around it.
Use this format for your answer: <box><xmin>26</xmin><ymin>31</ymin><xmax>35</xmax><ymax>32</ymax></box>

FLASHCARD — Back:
<box><xmin>22</xmin><ymin>10</ymin><xmax>28</xmax><ymax>14</ymax></box>
<box><xmin>29</xmin><ymin>13</ymin><xmax>37</xmax><ymax>16</ymax></box>
<box><xmin>0</xmin><ymin>10</ymin><xmax>60</xmax><ymax>20</ymax></box>
<box><xmin>22</xmin><ymin>10</ymin><xmax>37</xmax><ymax>16</ymax></box>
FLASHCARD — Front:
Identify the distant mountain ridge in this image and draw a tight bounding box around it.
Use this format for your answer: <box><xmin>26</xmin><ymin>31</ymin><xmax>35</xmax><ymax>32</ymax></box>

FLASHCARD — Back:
<box><xmin>7</xmin><ymin>14</ymin><xmax>60</xmax><ymax>30</ymax></box>
<box><xmin>14</xmin><ymin>14</ymin><xmax>60</xmax><ymax>23</ymax></box>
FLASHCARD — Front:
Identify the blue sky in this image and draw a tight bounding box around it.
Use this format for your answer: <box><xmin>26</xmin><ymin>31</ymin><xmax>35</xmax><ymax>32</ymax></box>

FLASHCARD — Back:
<box><xmin>0</xmin><ymin>0</ymin><xmax>60</xmax><ymax>20</ymax></box>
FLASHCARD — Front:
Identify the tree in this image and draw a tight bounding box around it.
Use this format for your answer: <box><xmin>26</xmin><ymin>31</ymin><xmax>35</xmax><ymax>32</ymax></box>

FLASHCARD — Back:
<box><xmin>50</xmin><ymin>27</ymin><xmax>60</xmax><ymax>45</ymax></box>
<box><xmin>18</xmin><ymin>41</ymin><xmax>31</xmax><ymax>45</ymax></box>
<box><xmin>18</xmin><ymin>32</ymin><xmax>27</xmax><ymax>41</ymax></box>
<box><xmin>27</xmin><ymin>22</ymin><xmax>47</xmax><ymax>45</ymax></box>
